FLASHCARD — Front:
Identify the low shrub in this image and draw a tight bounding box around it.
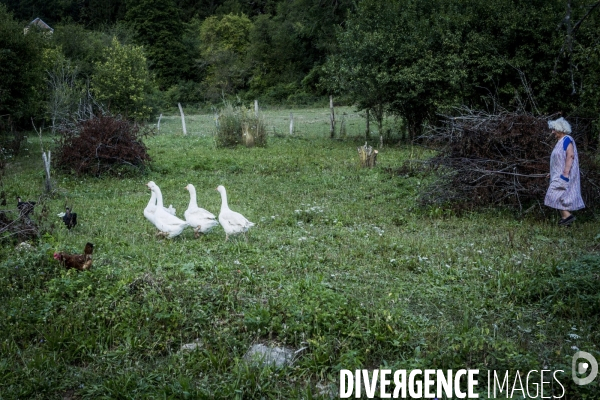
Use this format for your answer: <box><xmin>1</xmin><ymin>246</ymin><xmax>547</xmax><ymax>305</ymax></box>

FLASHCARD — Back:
<box><xmin>216</xmin><ymin>104</ymin><xmax>267</xmax><ymax>148</ymax></box>
<box><xmin>54</xmin><ymin>114</ymin><xmax>151</xmax><ymax>176</ymax></box>
<box><xmin>541</xmin><ymin>254</ymin><xmax>600</xmax><ymax>318</ymax></box>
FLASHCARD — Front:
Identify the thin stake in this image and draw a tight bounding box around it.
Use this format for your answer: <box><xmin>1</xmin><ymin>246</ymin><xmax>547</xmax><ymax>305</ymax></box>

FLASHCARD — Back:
<box><xmin>178</xmin><ymin>103</ymin><xmax>187</xmax><ymax>135</ymax></box>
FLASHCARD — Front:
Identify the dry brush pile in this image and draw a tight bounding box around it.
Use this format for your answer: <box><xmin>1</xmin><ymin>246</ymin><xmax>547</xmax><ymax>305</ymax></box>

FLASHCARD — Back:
<box><xmin>54</xmin><ymin>114</ymin><xmax>151</xmax><ymax>177</ymax></box>
<box><xmin>418</xmin><ymin>109</ymin><xmax>600</xmax><ymax>211</ymax></box>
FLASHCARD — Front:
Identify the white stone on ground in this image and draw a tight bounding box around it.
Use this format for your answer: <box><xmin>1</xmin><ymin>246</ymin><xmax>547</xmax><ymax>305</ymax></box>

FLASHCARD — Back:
<box><xmin>243</xmin><ymin>344</ymin><xmax>296</xmax><ymax>368</ymax></box>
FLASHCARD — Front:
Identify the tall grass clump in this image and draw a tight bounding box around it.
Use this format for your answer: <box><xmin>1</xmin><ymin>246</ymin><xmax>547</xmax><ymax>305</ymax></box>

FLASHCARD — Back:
<box><xmin>215</xmin><ymin>103</ymin><xmax>267</xmax><ymax>148</ymax></box>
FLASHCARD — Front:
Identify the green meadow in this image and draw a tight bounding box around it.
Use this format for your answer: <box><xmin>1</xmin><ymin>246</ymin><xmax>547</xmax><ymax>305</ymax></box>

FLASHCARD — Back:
<box><xmin>1</xmin><ymin>107</ymin><xmax>598</xmax><ymax>399</ymax></box>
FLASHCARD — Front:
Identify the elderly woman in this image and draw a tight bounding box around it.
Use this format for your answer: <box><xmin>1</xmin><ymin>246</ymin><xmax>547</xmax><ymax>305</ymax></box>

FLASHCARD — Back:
<box><xmin>544</xmin><ymin>117</ymin><xmax>584</xmax><ymax>225</ymax></box>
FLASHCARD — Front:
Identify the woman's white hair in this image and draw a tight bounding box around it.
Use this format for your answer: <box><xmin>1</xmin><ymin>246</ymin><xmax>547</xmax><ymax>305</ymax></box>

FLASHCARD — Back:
<box><xmin>548</xmin><ymin>117</ymin><xmax>572</xmax><ymax>134</ymax></box>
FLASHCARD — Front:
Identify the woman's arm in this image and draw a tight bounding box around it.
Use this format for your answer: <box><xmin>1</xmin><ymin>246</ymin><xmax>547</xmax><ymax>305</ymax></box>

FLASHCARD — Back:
<box><xmin>563</xmin><ymin>143</ymin><xmax>575</xmax><ymax>177</ymax></box>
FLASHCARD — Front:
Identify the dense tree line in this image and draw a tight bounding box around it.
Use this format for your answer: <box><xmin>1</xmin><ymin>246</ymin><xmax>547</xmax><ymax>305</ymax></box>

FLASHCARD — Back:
<box><xmin>324</xmin><ymin>0</ymin><xmax>600</xmax><ymax>140</ymax></box>
<box><xmin>0</xmin><ymin>0</ymin><xmax>599</xmax><ymax>142</ymax></box>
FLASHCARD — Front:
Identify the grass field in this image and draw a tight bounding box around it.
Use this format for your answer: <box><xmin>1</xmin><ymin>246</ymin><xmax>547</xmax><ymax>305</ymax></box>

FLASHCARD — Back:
<box><xmin>1</xmin><ymin>106</ymin><xmax>599</xmax><ymax>399</ymax></box>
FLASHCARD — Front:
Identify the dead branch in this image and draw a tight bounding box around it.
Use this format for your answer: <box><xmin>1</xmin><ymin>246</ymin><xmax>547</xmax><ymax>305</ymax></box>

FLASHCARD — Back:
<box><xmin>417</xmin><ymin>107</ymin><xmax>600</xmax><ymax>211</ymax></box>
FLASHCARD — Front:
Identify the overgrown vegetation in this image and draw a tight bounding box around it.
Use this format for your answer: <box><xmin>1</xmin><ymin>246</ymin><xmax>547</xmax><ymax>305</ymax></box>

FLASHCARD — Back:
<box><xmin>0</xmin><ymin>110</ymin><xmax>598</xmax><ymax>397</ymax></box>
<box><xmin>54</xmin><ymin>114</ymin><xmax>151</xmax><ymax>176</ymax></box>
<box><xmin>324</xmin><ymin>0</ymin><xmax>600</xmax><ymax>140</ymax></box>
<box><xmin>215</xmin><ymin>104</ymin><xmax>267</xmax><ymax>148</ymax></box>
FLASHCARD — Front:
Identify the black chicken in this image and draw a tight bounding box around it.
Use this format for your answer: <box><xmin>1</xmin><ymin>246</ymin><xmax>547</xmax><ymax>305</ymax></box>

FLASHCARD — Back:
<box><xmin>17</xmin><ymin>196</ymin><xmax>36</xmax><ymax>217</ymax></box>
<box><xmin>62</xmin><ymin>207</ymin><xmax>77</xmax><ymax>230</ymax></box>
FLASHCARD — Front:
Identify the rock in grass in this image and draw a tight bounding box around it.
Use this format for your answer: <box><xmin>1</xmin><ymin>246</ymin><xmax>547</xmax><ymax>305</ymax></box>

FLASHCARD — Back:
<box><xmin>243</xmin><ymin>344</ymin><xmax>295</xmax><ymax>368</ymax></box>
<box><xmin>180</xmin><ymin>339</ymin><xmax>203</xmax><ymax>352</ymax></box>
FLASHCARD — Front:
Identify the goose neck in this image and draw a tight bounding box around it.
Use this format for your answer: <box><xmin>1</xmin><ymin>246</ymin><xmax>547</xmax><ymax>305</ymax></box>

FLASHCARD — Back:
<box><xmin>220</xmin><ymin>189</ymin><xmax>229</xmax><ymax>210</ymax></box>
<box><xmin>188</xmin><ymin>186</ymin><xmax>198</xmax><ymax>209</ymax></box>
<box><xmin>146</xmin><ymin>191</ymin><xmax>157</xmax><ymax>209</ymax></box>
<box><xmin>154</xmin><ymin>187</ymin><xmax>164</xmax><ymax>208</ymax></box>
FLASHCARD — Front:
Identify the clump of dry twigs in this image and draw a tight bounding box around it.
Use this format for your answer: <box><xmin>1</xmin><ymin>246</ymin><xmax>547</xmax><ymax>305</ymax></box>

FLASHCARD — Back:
<box><xmin>418</xmin><ymin>108</ymin><xmax>600</xmax><ymax>211</ymax></box>
<box><xmin>54</xmin><ymin>114</ymin><xmax>152</xmax><ymax>177</ymax></box>
<box><xmin>0</xmin><ymin>211</ymin><xmax>40</xmax><ymax>241</ymax></box>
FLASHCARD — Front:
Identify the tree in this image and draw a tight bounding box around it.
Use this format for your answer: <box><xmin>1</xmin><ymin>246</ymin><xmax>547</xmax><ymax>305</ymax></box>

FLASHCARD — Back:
<box><xmin>199</xmin><ymin>13</ymin><xmax>252</xmax><ymax>101</ymax></box>
<box><xmin>324</xmin><ymin>0</ymin><xmax>573</xmax><ymax>138</ymax></box>
<box><xmin>245</xmin><ymin>0</ymin><xmax>355</xmax><ymax>101</ymax></box>
<box><xmin>560</xmin><ymin>0</ymin><xmax>600</xmax><ymax>146</ymax></box>
<box><xmin>91</xmin><ymin>37</ymin><xmax>156</xmax><ymax>120</ymax></box>
<box><xmin>50</xmin><ymin>24</ymin><xmax>112</xmax><ymax>79</ymax></box>
<box><xmin>44</xmin><ymin>48</ymin><xmax>80</xmax><ymax>133</ymax></box>
<box><xmin>125</xmin><ymin>0</ymin><xmax>187</xmax><ymax>88</ymax></box>
<box><xmin>324</xmin><ymin>0</ymin><xmax>467</xmax><ymax>138</ymax></box>
<box><xmin>0</xmin><ymin>3</ymin><xmax>47</xmax><ymax>127</ymax></box>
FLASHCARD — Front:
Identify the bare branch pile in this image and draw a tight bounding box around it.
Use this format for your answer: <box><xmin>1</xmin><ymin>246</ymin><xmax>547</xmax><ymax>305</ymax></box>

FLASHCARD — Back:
<box><xmin>54</xmin><ymin>114</ymin><xmax>151</xmax><ymax>177</ymax></box>
<box><xmin>419</xmin><ymin>108</ymin><xmax>600</xmax><ymax>211</ymax></box>
<box><xmin>0</xmin><ymin>210</ymin><xmax>40</xmax><ymax>241</ymax></box>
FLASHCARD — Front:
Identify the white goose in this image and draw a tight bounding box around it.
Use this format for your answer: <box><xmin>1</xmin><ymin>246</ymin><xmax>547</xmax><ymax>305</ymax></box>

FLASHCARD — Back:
<box><xmin>216</xmin><ymin>185</ymin><xmax>255</xmax><ymax>241</ymax></box>
<box><xmin>184</xmin><ymin>184</ymin><xmax>219</xmax><ymax>237</ymax></box>
<box><xmin>144</xmin><ymin>181</ymin><xmax>176</xmax><ymax>224</ymax></box>
<box><xmin>144</xmin><ymin>184</ymin><xmax>158</xmax><ymax>224</ymax></box>
<box><xmin>147</xmin><ymin>182</ymin><xmax>189</xmax><ymax>238</ymax></box>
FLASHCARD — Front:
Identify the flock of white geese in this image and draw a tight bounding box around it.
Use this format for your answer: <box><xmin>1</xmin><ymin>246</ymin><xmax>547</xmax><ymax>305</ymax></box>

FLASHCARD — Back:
<box><xmin>144</xmin><ymin>182</ymin><xmax>254</xmax><ymax>240</ymax></box>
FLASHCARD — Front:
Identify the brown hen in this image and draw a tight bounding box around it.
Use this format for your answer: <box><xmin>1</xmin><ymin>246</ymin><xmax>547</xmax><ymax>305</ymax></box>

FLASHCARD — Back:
<box><xmin>54</xmin><ymin>242</ymin><xmax>94</xmax><ymax>271</ymax></box>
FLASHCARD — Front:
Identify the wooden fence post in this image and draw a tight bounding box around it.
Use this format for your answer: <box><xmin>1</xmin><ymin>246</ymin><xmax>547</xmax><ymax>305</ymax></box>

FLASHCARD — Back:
<box><xmin>42</xmin><ymin>151</ymin><xmax>52</xmax><ymax>193</ymax></box>
<box><xmin>254</xmin><ymin>100</ymin><xmax>259</xmax><ymax>117</ymax></box>
<box><xmin>365</xmin><ymin>109</ymin><xmax>371</xmax><ymax>139</ymax></box>
<box><xmin>178</xmin><ymin>103</ymin><xmax>187</xmax><ymax>135</ymax></box>
<box><xmin>329</xmin><ymin>95</ymin><xmax>335</xmax><ymax>138</ymax></box>
<box><xmin>289</xmin><ymin>113</ymin><xmax>294</xmax><ymax>135</ymax></box>
<box><xmin>157</xmin><ymin>113</ymin><xmax>163</xmax><ymax>132</ymax></box>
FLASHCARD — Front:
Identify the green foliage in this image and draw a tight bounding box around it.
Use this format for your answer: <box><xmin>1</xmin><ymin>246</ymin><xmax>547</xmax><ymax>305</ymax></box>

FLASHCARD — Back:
<box><xmin>44</xmin><ymin>48</ymin><xmax>80</xmax><ymax>132</ymax></box>
<box><xmin>199</xmin><ymin>13</ymin><xmax>253</xmax><ymax>101</ymax></box>
<box><xmin>91</xmin><ymin>37</ymin><xmax>158</xmax><ymax>121</ymax></box>
<box><xmin>0</xmin><ymin>0</ymin><xmax>128</xmax><ymax>27</ymax></box>
<box><xmin>324</xmin><ymin>0</ymin><xmax>585</xmax><ymax>137</ymax></box>
<box><xmin>572</xmin><ymin>7</ymin><xmax>600</xmax><ymax>143</ymax></box>
<box><xmin>49</xmin><ymin>24</ymin><xmax>111</xmax><ymax>79</ymax></box>
<box><xmin>125</xmin><ymin>0</ymin><xmax>187</xmax><ymax>88</ymax></box>
<box><xmin>0</xmin><ymin>4</ymin><xmax>47</xmax><ymax>127</ymax></box>
<box><xmin>215</xmin><ymin>103</ymin><xmax>267</xmax><ymax>148</ymax></box>
<box><xmin>537</xmin><ymin>254</ymin><xmax>600</xmax><ymax>318</ymax></box>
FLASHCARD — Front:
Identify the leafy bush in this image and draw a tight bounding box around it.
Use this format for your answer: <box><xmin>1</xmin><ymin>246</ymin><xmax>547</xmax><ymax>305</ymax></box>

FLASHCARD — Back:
<box><xmin>216</xmin><ymin>104</ymin><xmax>267</xmax><ymax>148</ymax></box>
<box><xmin>91</xmin><ymin>37</ymin><xmax>157</xmax><ymax>121</ymax></box>
<box><xmin>54</xmin><ymin>114</ymin><xmax>151</xmax><ymax>176</ymax></box>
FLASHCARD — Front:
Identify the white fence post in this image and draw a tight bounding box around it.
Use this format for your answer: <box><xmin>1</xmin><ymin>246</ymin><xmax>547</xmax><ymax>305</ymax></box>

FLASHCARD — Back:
<box><xmin>178</xmin><ymin>103</ymin><xmax>187</xmax><ymax>135</ymax></box>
